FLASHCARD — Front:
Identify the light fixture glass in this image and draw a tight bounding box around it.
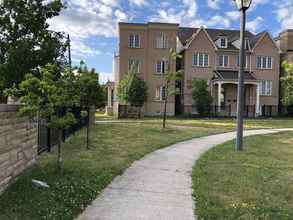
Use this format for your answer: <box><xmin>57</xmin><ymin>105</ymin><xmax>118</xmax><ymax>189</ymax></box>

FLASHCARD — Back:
<box><xmin>234</xmin><ymin>0</ymin><xmax>252</xmax><ymax>10</ymax></box>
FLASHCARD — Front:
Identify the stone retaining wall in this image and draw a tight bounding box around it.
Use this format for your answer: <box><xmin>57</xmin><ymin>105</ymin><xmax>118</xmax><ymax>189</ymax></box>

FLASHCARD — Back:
<box><xmin>0</xmin><ymin>105</ymin><xmax>38</xmax><ymax>193</ymax></box>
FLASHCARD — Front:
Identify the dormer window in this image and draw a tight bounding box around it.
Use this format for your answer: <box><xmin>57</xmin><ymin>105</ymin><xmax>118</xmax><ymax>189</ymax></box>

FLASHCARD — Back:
<box><xmin>219</xmin><ymin>37</ymin><xmax>228</xmax><ymax>48</ymax></box>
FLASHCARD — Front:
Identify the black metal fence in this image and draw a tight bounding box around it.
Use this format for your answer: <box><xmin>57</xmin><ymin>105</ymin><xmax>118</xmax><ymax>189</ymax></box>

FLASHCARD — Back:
<box><xmin>37</xmin><ymin>107</ymin><xmax>89</xmax><ymax>154</ymax></box>
<box><xmin>183</xmin><ymin>105</ymin><xmax>289</xmax><ymax>118</ymax></box>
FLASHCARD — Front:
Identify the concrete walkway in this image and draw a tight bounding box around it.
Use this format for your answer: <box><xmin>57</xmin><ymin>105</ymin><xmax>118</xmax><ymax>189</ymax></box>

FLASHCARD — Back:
<box><xmin>77</xmin><ymin>128</ymin><xmax>293</xmax><ymax>220</ymax></box>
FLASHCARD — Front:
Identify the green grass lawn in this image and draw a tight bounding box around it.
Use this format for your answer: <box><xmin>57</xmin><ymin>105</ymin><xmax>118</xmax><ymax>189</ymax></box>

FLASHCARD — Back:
<box><xmin>0</xmin><ymin>121</ymin><xmax>229</xmax><ymax>220</ymax></box>
<box><xmin>192</xmin><ymin>131</ymin><xmax>293</xmax><ymax>220</ymax></box>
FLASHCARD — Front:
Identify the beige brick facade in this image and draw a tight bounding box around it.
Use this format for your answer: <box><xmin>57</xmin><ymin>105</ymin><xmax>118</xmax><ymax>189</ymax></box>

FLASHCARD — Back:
<box><xmin>111</xmin><ymin>22</ymin><xmax>288</xmax><ymax>117</ymax></box>
<box><xmin>0</xmin><ymin>105</ymin><xmax>38</xmax><ymax>193</ymax></box>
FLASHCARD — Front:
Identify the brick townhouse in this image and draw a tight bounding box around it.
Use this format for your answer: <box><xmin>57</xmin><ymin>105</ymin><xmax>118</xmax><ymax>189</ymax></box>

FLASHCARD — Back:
<box><xmin>106</xmin><ymin>22</ymin><xmax>293</xmax><ymax>117</ymax></box>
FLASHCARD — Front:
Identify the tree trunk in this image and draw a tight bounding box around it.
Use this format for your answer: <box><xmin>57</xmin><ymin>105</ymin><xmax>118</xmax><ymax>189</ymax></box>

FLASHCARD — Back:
<box><xmin>86</xmin><ymin>108</ymin><xmax>90</xmax><ymax>149</ymax></box>
<box><xmin>162</xmin><ymin>82</ymin><xmax>169</xmax><ymax>129</ymax></box>
<box><xmin>163</xmin><ymin>98</ymin><xmax>167</xmax><ymax>129</ymax></box>
<box><xmin>57</xmin><ymin>129</ymin><xmax>63</xmax><ymax>171</ymax></box>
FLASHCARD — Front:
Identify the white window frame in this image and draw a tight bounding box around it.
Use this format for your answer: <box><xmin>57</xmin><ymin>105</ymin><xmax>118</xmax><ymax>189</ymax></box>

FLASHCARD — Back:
<box><xmin>155</xmin><ymin>86</ymin><xmax>166</xmax><ymax>101</ymax></box>
<box><xmin>260</xmin><ymin>80</ymin><xmax>272</xmax><ymax>96</ymax></box>
<box><xmin>129</xmin><ymin>34</ymin><xmax>140</xmax><ymax>48</ymax></box>
<box><xmin>257</xmin><ymin>56</ymin><xmax>273</xmax><ymax>70</ymax></box>
<box><xmin>128</xmin><ymin>59</ymin><xmax>140</xmax><ymax>73</ymax></box>
<box><xmin>156</xmin><ymin>32</ymin><xmax>169</xmax><ymax>49</ymax></box>
<box><xmin>245</xmin><ymin>38</ymin><xmax>250</xmax><ymax>50</ymax></box>
<box><xmin>193</xmin><ymin>52</ymin><xmax>209</xmax><ymax>67</ymax></box>
<box><xmin>237</xmin><ymin>55</ymin><xmax>248</xmax><ymax>68</ymax></box>
<box><xmin>218</xmin><ymin>55</ymin><xmax>229</xmax><ymax>67</ymax></box>
<box><xmin>156</xmin><ymin>60</ymin><xmax>169</xmax><ymax>74</ymax></box>
<box><xmin>219</xmin><ymin>37</ymin><xmax>228</xmax><ymax>48</ymax></box>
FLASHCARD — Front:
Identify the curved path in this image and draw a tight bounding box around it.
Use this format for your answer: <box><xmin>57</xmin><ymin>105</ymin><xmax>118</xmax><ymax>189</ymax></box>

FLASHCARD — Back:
<box><xmin>77</xmin><ymin>128</ymin><xmax>293</xmax><ymax>220</ymax></box>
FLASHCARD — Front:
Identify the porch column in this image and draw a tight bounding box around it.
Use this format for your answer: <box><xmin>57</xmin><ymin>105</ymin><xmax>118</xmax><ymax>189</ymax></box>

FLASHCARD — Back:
<box><xmin>256</xmin><ymin>83</ymin><xmax>260</xmax><ymax>116</ymax></box>
<box><xmin>218</xmin><ymin>82</ymin><xmax>222</xmax><ymax>112</ymax></box>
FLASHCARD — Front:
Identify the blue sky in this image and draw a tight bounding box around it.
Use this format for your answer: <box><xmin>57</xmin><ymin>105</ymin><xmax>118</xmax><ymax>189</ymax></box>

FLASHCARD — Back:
<box><xmin>48</xmin><ymin>0</ymin><xmax>293</xmax><ymax>83</ymax></box>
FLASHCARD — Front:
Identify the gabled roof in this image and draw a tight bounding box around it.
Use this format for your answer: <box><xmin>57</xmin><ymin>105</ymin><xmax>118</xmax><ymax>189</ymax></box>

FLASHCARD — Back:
<box><xmin>251</xmin><ymin>31</ymin><xmax>281</xmax><ymax>53</ymax></box>
<box><xmin>184</xmin><ymin>27</ymin><xmax>218</xmax><ymax>50</ymax></box>
<box><xmin>178</xmin><ymin>27</ymin><xmax>255</xmax><ymax>50</ymax></box>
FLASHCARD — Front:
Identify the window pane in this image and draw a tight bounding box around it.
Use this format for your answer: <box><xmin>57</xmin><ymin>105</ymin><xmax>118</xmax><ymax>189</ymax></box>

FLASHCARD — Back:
<box><xmin>156</xmin><ymin>61</ymin><xmax>162</xmax><ymax>73</ymax></box>
<box><xmin>134</xmin><ymin>34</ymin><xmax>140</xmax><ymax>48</ymax></box>
<box><xmin>193</xmin><ymin>53</ymin><xmax>198</xmax><ymax>66</ymax></box>
<box><xmin>204</xmin><ymin>54</ymin><xmax>209</xmax><ymax>66</ymax></box>
<box><xmin>224</xmin><ymin>56</ymin><xmax>228</xmax><ymax>67</ymax></box>
<box><xmin>219</xmin><ymin>55</ymin><xmax>223</xmax><ymax>66</ymax></box>
<box><xmin>129</xmin><ymin>35</ymin><xmax>134</xmax><ymax>48</ymax></box>
<box><xmin>237</xmin><ymin>55</ymin><xmax>240</xmax><ymax>66</ymax></box>
<box><xmin>257</xmin><ymin>56</ymin><xmax>262</xmax><ymax>68</ymax></box>
<box><xmin>199</xmin><ymin>53</ymin><xmax>203</xmax><ymax>66</ymax></box>
<box><xmin>267</xmin><ymin>57</ymin><xmax>272</xmax><ymax>69</ymax></box>
<box><xmin>262</xmin><ymin>57</ymin><xmax>267</xmax><ymax>69</ymax></box>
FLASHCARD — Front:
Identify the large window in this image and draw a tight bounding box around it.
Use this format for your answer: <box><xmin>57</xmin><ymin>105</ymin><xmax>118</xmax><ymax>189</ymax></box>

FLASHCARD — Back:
<box><xmin>237</xmin><ymin>55</ymin><xmax>248</xmax><ymax>68</ymax></box>
<box><xmin>156</xmin><ymin>60</ymin><xmax>169</xmax><ymax>74</ymax></box>
<box><xmin>129</xmin><ymin>34</ymin><xmax>140</xmax><ymax>48</ymax></box>
<box><xmin>257</xmin><ymin>56</ymin><xmax>273</xmax><ymax>69</ymax></box>
<box><xmin>218</xmin><ymin>55</ymin><xmax>229</xmax><ymax>67</ymax></box>
<box><xmin>155</xmin><ymin>86</ymin><xmax>166</xmax><ymax>101</ymax></box>
<box><xmin>156</xmin><ymin>33</ymin><xmax>169</xmax><ymax>49</ymax></box>
<box><xmin>193</xmin><ymin>53</ymin><xmax>209</xmax><ymax>67</ymax></box>
<box><xmin>128</xmin><ymin>59</ymin><xmax>140</xmax><ymax>73</ymax></box>
<box><xmin>260</xmin><ymin>80</ymin><xmax>272</xmax><ymax>96</ymax></box>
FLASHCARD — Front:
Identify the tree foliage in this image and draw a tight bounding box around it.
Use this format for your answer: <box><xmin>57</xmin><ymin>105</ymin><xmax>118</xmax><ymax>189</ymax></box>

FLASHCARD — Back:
<box><xmin>192</xmin><ymin>78</ymin><xmax>213</xmax><ymax>116</ymax></box>
<box><xmin>281</xmin><ymin>61</ymin><xmax>293</xmax><ymax>115</ymax></box>
<box><xmin>0</xmin><ymin>0</ymin><xmax>66</xmax><ymax>98</ymax></box>
<box><xmin>117</xmin><ymin>70</ymin><xmax>148</xmax><ymax>107</ymax></box>
<box><xmin>75</xmin><ymin>61</ymin><xmax>103</xmax><ymax>108</ymax></box>
<box><xmin>6</xmin><ymin>64</ymin><xmax>78</xmax><ymax>170</ymax></box>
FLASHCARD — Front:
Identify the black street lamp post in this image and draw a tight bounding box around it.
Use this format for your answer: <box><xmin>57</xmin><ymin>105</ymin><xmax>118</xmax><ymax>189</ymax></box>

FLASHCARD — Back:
<box><xmin>234</xmin><ymin>0</ymin><xmax>252</xmax><ymax>151</ymax></box>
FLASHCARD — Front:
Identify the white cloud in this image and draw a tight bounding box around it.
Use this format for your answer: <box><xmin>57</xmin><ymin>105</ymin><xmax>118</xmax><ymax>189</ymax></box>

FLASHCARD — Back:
<box><xmin>225</xmin><ymin>11</ymin><xmax>240</xmax><ymax>21</ymax></box>
<box><xmin>128</xmin><ymin>0</ymin><xmax>147</xmax><ymax>7</ymax></box>
<box><xmin>48</xmin><ymin>0</ymin><xmax>127</xmax><ymax>59</ymax></box>
<box><xmin>207</xmin><ymin>0</ymin><xmax>220</xmax><ymax>10</ymax></box>
<box><xmin>275</xmin><ymin>1</ymin><xmax>293</xmax><ymax>29</ymax></box>
<box><xmin>249</xmin><ymin>0</ymin><xmax>270</xmax><ymax>11</ymax></box>
<box><xmin>207</xmin><ymin>15</ymin><xmax>231</xmax><ymax>28</ymax></box>
<box><xmin>246</xmin><ymin>16</ymin><xmax>264</xmax><ymax>33</ymax></box>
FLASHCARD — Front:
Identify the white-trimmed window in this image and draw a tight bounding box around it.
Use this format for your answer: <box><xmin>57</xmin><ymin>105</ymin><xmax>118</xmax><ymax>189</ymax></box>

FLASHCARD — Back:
<box><xmin>155</xmin><ymin>86</ymin><xmax>166</xmax><ymax>101</ymax></box>
<box><xmin>257</xmin><ymin>56</ymin><xmax>273</xmax><ymax>69</ymax></box>
<box><xmin>237</xmin><ymin>55</ymin><xmax>248</xmax><ymax>68</ymax></box>
<box><xmin>156</xmin><ymin>60</ymin><xmax>169</xmax><ymax>74</ymax></box>
<box><xmin>260</xmin><ymin>80</ymin><xmax>272</xmax><ymax>96</ymax></box>
<box><xmin>218</xmin><ymin>55</ymin><xmax>229</xmax><ymax>67</ymax></box>
<box><xmin>128</xmin><ymin>59</ymin><xmax>140</xmax><ymax>73</ymax></box>
<box><xmin>129</xmin><ymin>34</ymin><xmax>140</xmax><ymax>48</ymax></box>
<box><xmin>156</xmin><ymin>32</ymin><xmax>169</xmax><ymax>49</ymax></box>
<box><xmin>193</xmin><ymin>53</ymin><xmax>209</xmax><ymax>67</ymax></box>
<box><xmin>219</xmin><ymin>37</ymin><xmax>228</xmax><ymax>48</ymax></box>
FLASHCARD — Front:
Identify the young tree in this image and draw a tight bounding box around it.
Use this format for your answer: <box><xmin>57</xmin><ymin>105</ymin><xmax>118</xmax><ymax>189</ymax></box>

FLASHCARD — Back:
<box><xmin>6</xmin><ymin>64</ymin><xmax>78</xmax><ymax>171</ymax></box>
<box><xmin>0</xmin><ymin>0</ymin><xmax>66</xmax><ymax>102</ymax></box>
<box><xmin>162</xmin><ymin>49</ymin><xmax>183</xmax><ymax>128</ymax></box>
<box><xmin>75</xmin><ymin>61</ymin><xmax>102</xmax><ymax>149</ymax></box>
<box><xmin>192</xmin><ymin>79</ymin><xmax>213</xmax><ymax>116</ymax></box>
<box><xmin>281</xmin><ymin>61</ymin><xmax>293</xmax><ymax>115</ymax></box>
<box><xmin>117</xmin><ymin>69</ymin><xmax>148</xmax><ymax>117</ymax></box>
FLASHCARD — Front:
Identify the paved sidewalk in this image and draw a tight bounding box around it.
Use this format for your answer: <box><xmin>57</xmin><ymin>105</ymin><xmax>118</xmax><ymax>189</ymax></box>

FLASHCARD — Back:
<box><xmin>77</xmin><ymin>129</ymin><xmax>293</xmax><ymax>220</ymax></box>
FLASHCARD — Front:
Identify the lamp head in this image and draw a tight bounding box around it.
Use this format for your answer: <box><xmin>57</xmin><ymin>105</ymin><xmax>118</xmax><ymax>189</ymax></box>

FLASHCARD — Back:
<box><xmin>234</xmin><ymin>0</ymin><xmax>252</xmax><ymax>10</ymax></box>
